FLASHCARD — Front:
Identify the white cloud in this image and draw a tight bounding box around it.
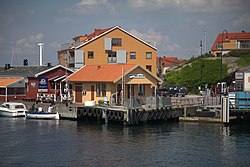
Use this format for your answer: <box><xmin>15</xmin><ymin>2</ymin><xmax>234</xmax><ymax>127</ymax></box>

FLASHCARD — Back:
<box><xmin>129</xmin><ymin>28</ymin><xmax>185</xmax><ymax>57</ymax></box>
<box><xmin>15</xmin><ymin>33</ymin><xmax>44</xmax><ymax>55</ymax></box>
<box><xmin>129</xmin><ymin>28</ymin><xmax>166</xmax><ymax>47</ymax></box>
<box><xmin>128</xmin><ymin>0</ymin><xmax>249</xmax><ymax>13</ymax></box>
<box><xmin>233</xmin><ymin>14</ymin><xmax>250</xmax><ymax>27</ymax></box>
<box><xmin>66</xmin><ymin>0</ymin><xmax>116</xmax><ymax>15</ymax></box>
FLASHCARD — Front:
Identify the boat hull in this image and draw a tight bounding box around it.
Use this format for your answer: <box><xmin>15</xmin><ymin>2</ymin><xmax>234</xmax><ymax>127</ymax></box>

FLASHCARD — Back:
<box><xmin>0</xmin><ymin>109</ymin><xmax>25</xmax><ymax>117</ymax></box>
<box><xmin>0</xmin><ymin>102</ymin><xmax>27</xmax><ymax>117</ymax></box>
<box><xmin>25</xmin><ymin>112</ymin><xmax>60</xmax><ymax>120</ymax></box>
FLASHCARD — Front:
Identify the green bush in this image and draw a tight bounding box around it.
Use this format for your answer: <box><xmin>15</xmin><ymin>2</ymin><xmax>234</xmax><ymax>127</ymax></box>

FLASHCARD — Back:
<box><xmin>164</xmin><ymin>58</ymin><xmax>228</xmax><ymax>93</ymax></box>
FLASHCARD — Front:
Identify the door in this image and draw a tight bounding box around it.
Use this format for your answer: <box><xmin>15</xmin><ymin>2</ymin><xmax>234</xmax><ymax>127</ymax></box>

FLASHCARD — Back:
<box><xmin>75</xmin><ymin>85</ymin><xmax>82</xmax><ymax>103</ymax></box>
<box><xmin>91</xmin><ymin>85</ymin><xmax>94</xmax><ymax>100</ymax></box>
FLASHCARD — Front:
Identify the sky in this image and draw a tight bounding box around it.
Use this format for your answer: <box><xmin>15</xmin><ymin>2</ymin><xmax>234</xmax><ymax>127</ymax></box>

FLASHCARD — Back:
<box><xmin>0</xmin><ymin>0</ymin><xmax>249</xmax><ymax>67</ymax></box>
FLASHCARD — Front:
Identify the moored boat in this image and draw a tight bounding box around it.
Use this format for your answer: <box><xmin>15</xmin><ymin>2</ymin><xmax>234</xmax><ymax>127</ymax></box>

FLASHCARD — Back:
<box><xmin>0</xmin><ymin>102</ymin><xmax>27</xmax><ymax>117</ymax></box>
<box><xmin>25</xmin><ymin>111</ymin><xmax>60</xmax><ymax>120</ymax></box>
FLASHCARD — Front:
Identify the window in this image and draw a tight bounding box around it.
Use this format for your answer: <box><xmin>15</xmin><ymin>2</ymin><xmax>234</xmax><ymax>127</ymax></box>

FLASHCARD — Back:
<box><xmin>146</xmin><ymin>65</ymin><xmax>152</xmax><ymax>72</ymax></box>
<box><xmin>112</xmin><ymin>38</ymin><xmax>122</xmax><ymax>46</ymax></box>
<box><xmin>138</xmin><ymin>84</ymin><xmax>145</xmax><ymax>96</ymax></box>
<box><xmin>108</xmin><ymin>51</ymin><xmax>117</xmax><ymax>63</ymax></box>
<box><xmin>96</xmin><ymin>83</ymin><xmax>106</xmax><ymax>97</ymax></box>
<box><xmin>130</xmin><ymin>52</ymin><xmax>136</xmax><ymax>59</ymax></box>
<box><xmin>216</xmin><ymin>43</ymin><xmax>222</xmax><ymax>49</ymax></box>
<box><xmin>88</xmin><ymin>51</ymin><xmax>94</xmax><ymax>59</ymax></box>
<box><xmin>146</xmin><ymin>52</ymin><xmax>152</xmax><ymax>59</ymax></box>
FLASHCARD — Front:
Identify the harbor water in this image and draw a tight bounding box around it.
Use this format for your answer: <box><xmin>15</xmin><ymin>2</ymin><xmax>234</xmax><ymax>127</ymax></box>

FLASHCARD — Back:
<box><xmin>0</xmin><ymin>117</ymin><xmax>250</xmax><ymax>167</ymax></box>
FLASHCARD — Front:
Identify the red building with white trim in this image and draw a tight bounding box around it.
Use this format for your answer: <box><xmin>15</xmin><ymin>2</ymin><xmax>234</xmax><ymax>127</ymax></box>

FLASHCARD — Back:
<box><xmin>0</xmin><ymin>64</ymin><xmax>73</xmax><ymax>102</ymax></box>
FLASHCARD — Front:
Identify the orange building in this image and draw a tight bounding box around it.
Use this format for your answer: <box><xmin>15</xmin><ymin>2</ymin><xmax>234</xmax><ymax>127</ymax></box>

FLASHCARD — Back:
<box><xmin>66</xmin><ymin>64</ymin><xmax>162</xmax><ymax>105</ymax></box>
<box><xmin>211</xmin><ymin>31</ymin><xmax>250</xmax><ymax>57</ymax></box>
<box><xmin>57</xmin><ymin>26</ymin><xmax>157</xmax><ymax>75</ymax></box>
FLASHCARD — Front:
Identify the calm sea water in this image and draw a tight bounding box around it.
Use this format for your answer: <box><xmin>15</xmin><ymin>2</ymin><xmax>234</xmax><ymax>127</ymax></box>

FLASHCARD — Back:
<box><xmin>0</xmin><ymin>117</ymin><xmax>250</xmax><ymax>167</ymax></box>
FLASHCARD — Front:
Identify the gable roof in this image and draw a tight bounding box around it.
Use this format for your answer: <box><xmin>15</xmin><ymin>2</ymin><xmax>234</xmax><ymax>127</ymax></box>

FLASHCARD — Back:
<box><xmin>67</xmin><ymin>64</ymin><xmax>162</xmax><ymax>83</ymax></box>
<box><xmin>35</xmin><ymin>64</ymin><xmax>74</xmax><ymax>77</ymax></box>
<box><xmin>75</xmin><ymin>26</ymin><xmax>157</xmax><ymax>50</ymax></box>
<box><xmin>0</xmin><ymin>65</ymin><xmax>74</xmax><ymax>78</ymax></box>
<box><xmin>67</xmin><ymin>64</ymin><xmax>136</xmax><ymax>82</ymax></box>
<box><xmin>162</xmin><ymin>57</ymin><xmax>179</xmax><ymax>67</ymax></box>
<box><xmin>211</xmin><ymin>31</ymin><xmax>250</xmax><ymax>51</ymax></box>
<box><xmin>0</xmin><ymin>66</ymin><xmax>51</xmax><ymax>77</ymax></box>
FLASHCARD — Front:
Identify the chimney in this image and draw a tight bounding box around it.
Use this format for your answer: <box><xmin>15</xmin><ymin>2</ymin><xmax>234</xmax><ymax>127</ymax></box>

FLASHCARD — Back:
<box><xmin>23</xmin><ymin>59</ymin><xmax>28</xmax><ymax>66</ymax></box>
<box><xmin>95</xmin><ymin>28</ymin><xmax>101</xmax><ymax>32</ymax></box>
<box><xmin>37</xmin><ymin>42</ymin><xmax>44</xmax><ymax>66</ymax></box>
<box><xmin>4</xmin><ymin>64</ymin><xmax>11</xmax><ymax>70</ymax></box>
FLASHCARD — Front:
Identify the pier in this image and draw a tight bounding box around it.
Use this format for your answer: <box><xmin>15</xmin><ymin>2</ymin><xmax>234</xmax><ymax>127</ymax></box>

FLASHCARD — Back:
<box><xmin>21</xmin><ymin>94</ymin><xmax>250</xmax><ymax>125</ymax></box>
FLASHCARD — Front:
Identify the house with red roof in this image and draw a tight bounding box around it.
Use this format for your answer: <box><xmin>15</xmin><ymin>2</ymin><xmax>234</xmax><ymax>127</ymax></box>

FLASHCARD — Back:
<box><xmin>66</xmin><ymin>64</ymin><xmax>162</xmax><ymax>105</ymax></box>
<box><xmin>156</xmin><ymin>56</ymin><xmax>185</xmax><ymax>76</ymax></box>
<box><xmin>211</xmin><ymin>31</ymin><xmax>250</xmax><ymax>57</ymax></box>
<box><xmin>57</xmin><ymin>26</ymin><xmax>157</xmax><ymax>75</ymax></box>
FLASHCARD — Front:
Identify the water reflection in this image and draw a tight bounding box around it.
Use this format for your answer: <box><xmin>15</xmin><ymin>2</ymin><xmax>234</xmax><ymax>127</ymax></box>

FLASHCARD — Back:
<box><xmin>0</xmin><ymin>117</ymin><xmax>250</xmax><ymax>167</ymax></box>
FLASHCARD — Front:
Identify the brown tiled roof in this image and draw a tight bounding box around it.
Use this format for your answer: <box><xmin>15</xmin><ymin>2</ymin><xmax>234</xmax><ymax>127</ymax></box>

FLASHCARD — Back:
<box><xmin>84</xmin><ymin>27</ymin><xmax>114</xmax><ymax>41</ymax></box>
<box><xmin>178</xmin><ymin>59</ymin><xmax>186</xmax><ymax>63</ymax></box>
<box><xmin>162</xmin><ymin>57</ymin><xmax>179</xmax><ymax>67</ymax></box>
<box><xmin>67</xmin><ymin>64</ymin><xmax>137</xmax><ymax>82</ymax></box>
<box><xmin>211</xmin><ymin>32</ymin><xmax>250</xmax><ymax>51</ymax></box>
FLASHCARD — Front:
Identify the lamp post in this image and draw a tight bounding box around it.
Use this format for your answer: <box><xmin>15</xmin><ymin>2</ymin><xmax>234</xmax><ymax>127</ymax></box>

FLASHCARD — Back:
<box><xmin>220</xmin><ymin>30</ymin><xmax>228</xmax><ymax>102</ymax></box>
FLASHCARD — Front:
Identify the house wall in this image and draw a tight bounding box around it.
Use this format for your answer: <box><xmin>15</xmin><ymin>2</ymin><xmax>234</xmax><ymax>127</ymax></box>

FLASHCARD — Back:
<box><xmin>71</xmin><ymin>66</ymin><xmax>159</xmax><ymax>104</ymax></box>
<box><xmin>73</xmin><ymin>82</ymin><xmax>116</xmax><ymax>104</ymax></box>
<box><xmin>78</xmin><ymin>28</ymin><xmax>157</xmax><ymax>75</ymax></box>
<box><xmin>224</xmin><ymin>40</ymin><xmax>237</xmax><ymax>50</ymax></box>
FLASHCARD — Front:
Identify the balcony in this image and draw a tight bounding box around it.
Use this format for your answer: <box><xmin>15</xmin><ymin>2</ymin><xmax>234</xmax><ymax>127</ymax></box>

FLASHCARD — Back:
<box><xmin>108</xmin><ymin>57</ymin><xmax>117</xmax><ymax>64</ymax></box>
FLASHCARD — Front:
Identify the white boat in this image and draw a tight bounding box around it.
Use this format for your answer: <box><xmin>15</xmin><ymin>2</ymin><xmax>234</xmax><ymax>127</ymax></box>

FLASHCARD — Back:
<box><xmin>0</xmin><ymin>102</ymin><xmax>27</xmax><ymax>117</ymax></box>
<box><xmin>25</xmin><ymin>111</ymin><xmax>60</xmax><ymax>120</ymax></box>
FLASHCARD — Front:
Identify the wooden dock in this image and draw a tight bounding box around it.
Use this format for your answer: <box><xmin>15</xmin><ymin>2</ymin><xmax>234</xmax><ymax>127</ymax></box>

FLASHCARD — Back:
<box><xmin>54</xmin><ymin>103</ymin><xmax>183</xmax><ymax>125</ymax></box>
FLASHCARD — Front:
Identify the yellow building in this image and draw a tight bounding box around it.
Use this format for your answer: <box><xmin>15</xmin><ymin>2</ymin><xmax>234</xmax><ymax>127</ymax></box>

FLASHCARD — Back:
<box><xmin>211</xmin><ymin>31</ymin><xmax>250</xmax><ymax>57</ymax></box>
<box><xmin>57</xmin><ymin>26</ymin><xmax>157</xmax><ymax>75</ymax></box>
<box><xmin>66</xmin><ymin>64</ymin><xmax>162</xmax><ymax>105</ymax></box>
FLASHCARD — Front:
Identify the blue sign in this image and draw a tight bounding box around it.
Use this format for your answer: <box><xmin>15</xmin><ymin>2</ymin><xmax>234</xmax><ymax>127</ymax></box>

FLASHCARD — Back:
<box><xmin>38</xmin><ymin>78</ymin><xmax>48</xmax><ymax>92</ymax></box>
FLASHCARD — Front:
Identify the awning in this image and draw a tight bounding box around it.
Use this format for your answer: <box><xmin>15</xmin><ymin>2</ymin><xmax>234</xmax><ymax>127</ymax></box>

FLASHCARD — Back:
<box><xmin>0</xmin><ymin>77</ymin><xmax>25</xmax><ymax>88</ymax></box>
<box><xmin>127</xmin><ymin>78</ymin><xmax>153</xmax><ymax>85</ymax></box>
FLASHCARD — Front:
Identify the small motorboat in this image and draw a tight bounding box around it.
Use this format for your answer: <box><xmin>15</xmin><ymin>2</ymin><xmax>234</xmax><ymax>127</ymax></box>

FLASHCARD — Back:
<box><xmin>0</xmin><ymin>102</ymin><xmax>27</xmax><ymax>117</ymax></box>
<box><xmin>25</xmin><ymin>111</ymin><xmax>60</xmax><ymax>120</ymax></box>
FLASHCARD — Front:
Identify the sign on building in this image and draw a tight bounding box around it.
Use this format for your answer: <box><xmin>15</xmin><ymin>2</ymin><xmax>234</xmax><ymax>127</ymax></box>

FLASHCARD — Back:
<box><xmin>38</xmin><ymin>78</ymin><xmax>48</xmax><ymax>92</ymax></box>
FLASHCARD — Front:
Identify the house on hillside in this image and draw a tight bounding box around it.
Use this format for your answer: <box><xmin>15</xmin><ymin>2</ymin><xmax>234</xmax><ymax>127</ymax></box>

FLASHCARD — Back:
<box><xmin>211</xmin><ymin>31</ymin><xmax>250</xmax><ymax>57</ymax></box>
<box><xmin>66</xmin><ymin>64</ymin><xmax>162</xmax><ymax>105</ymax></box>
<box><xmin>156</xmin><ymin>56</ymin><xmax>186</xmax><ymax>75</ymax></box>
<box><xmin>0</xmin><ymin>64</ymin><xmax>73</xmax><ymax>102</ymax></box>
<box><xmin>57</xmin><ymin>26</ymin><xmax>157</xmax><ymax>75</ymax></box>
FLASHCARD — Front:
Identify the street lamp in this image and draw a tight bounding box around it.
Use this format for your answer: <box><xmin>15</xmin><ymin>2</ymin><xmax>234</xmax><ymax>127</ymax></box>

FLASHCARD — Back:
<box><xmin>220</xmin><ymin>30</ymin><xmax>228</xmax><ymax>102</ymax></box>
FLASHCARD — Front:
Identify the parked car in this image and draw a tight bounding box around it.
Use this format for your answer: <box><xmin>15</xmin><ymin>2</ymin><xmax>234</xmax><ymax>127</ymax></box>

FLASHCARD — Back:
<box><xmin>156</xmin><ymin>88</ymin><xmax>169</xmax><ymax>97</ymax></box>
<box><xmin>157</xmin><ymin>86</ymin><xmax>187</xmax><ymax>97</ymax></box>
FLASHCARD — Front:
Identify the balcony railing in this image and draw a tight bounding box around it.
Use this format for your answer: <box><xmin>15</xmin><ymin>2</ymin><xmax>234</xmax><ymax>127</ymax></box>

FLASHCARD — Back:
<box><xmin>108</xmin><ymin>57</ymin><xmax>117</xmax><ymax>63</ymax></box>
